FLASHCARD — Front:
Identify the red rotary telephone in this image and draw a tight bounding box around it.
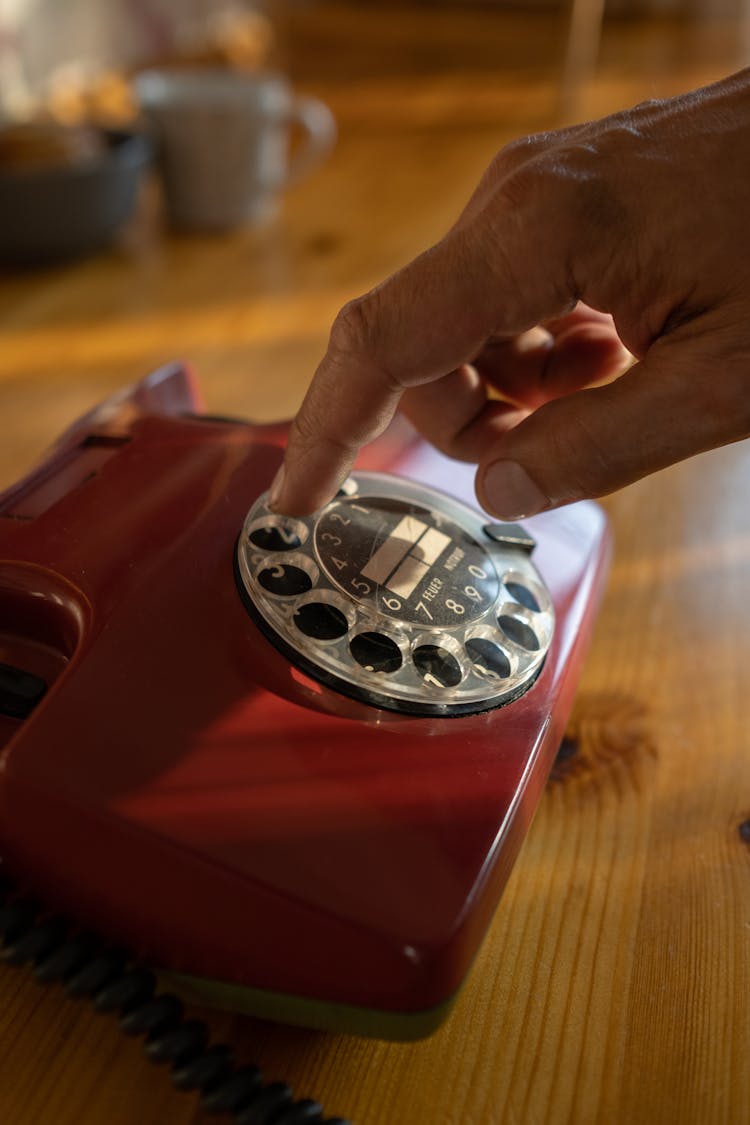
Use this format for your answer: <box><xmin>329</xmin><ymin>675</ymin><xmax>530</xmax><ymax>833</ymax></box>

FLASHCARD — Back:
<box><xmin>0</xmin><ymin>363</ymin><xmax>610</xmax><ymax>1040</ymax></box>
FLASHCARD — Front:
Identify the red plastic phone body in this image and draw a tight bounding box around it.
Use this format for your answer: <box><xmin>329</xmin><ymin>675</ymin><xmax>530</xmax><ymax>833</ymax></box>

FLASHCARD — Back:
<box><xmin>0</xmin><ymin>364</ymin><xmax>610</xmax><ymax>1038</ymax></box>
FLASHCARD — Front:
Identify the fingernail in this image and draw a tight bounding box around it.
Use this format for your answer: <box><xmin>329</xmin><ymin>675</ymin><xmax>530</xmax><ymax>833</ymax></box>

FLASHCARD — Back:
<box><xmin>483</xmin><ymin>461</ymin><xmax>549</xmax><ymax>519</ymax></box>
<box><xmin>268</xmin><ymin>463</ymin><xmax>285</xmax><ymax>510</ymax></box>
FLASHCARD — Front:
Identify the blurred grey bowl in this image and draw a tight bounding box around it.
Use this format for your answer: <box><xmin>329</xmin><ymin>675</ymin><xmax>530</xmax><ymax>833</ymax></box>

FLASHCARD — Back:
<box><xmin>0</xmin><ymin>129</ymin><xmax>151</xmax><ymax>266</ymax></box>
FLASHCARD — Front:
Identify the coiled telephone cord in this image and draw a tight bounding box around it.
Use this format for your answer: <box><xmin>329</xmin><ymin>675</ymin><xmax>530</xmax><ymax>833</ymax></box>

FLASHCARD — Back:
<box><xmin>0</xmin><ymin>875</ymin><xmax>350</xmax><ymax>1125</ymax></box>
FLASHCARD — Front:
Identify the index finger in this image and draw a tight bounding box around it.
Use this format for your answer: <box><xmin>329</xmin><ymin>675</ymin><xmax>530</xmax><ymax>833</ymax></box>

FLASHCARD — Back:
<box><xmin>270</xmin><ymin>193</ymin><xmax>572</xmax><ymax>515</ymax></box>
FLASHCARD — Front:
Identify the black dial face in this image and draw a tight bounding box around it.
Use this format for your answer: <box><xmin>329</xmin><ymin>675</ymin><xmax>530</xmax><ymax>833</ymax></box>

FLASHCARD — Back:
<box><xmin>314</xmin><ymin>497</ymin><xmax>499</xmax><ymax>629</ymax></box>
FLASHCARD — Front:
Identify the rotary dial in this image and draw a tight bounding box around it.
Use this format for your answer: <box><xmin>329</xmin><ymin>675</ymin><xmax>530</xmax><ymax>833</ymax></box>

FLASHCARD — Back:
<box><xmin>235</xmin><ymin>473</ymin><xmax>554</xmax><ymax>716</ymax></box>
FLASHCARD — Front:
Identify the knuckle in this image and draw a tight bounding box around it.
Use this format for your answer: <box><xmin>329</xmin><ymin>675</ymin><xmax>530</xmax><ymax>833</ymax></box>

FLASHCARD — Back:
<box><xmin>503</xmin><ymin>140</ymin><xmax>624</xmax><ymax>230</ymax></box>
<box><xmin>479</xmin><ymin>155</ymin><xmax>588</xmax><ymax>308</ymax></box>
<box><xmin>330</xmin><ymin>294</ymin><xmax>379</xmax><ymax>361</ymax></box>
<box><xmin>505</xmin><ymin>141</ymin><xmax>628</xmax><ymax>303</ymax></box>
<box><xmin>286</xmin><ymin>406</ymin><xmax>324</xmax><ymax>457</ymax></box>
<box><xmin>628</xmin><ymin>96</ymin><xmax>667</xmax><ymax>119</ymax></box>
<box><xmin>490</xmin><ymin>131</ymin><xmax>555</xmax><ymax>178</ymax></box>
<box><xmin>288</xmin><ymin>404</ymin><xmax>318</xmax><ymax>445</ymax></box>
<box><xmin>287</xmin><ymin>409</ymin><xmax>353</xmax><ymax>474</ymax></box>
<box><xmin>329</xmin><ymin>290</ymin><xmax>406</xmax><ymax>394</ymax></box>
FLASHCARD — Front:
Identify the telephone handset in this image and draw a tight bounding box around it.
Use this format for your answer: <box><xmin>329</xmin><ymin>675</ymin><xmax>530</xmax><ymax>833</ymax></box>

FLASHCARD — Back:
<box><xmin>0</xmin><ymin>363</ymin><xmax>610</xmax><ymax>1049</ymax></box>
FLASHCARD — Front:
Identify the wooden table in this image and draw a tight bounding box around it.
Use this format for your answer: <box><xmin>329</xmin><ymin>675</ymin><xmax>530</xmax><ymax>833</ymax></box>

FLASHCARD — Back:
<box><xmin>1</xmin><ymin>7</ymin><xmax>749</xmax><ymax>1123</ymax></box>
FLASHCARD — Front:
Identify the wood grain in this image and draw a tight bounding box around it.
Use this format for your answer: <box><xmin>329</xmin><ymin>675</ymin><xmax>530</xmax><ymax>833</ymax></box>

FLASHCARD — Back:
<box><xmin>2</xmin><ymin>6</ymin><xmax>750</xmax><ymax>1124</ymax></box>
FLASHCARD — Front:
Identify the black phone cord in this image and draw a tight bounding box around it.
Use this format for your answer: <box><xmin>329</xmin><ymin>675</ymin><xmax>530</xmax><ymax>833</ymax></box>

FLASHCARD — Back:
<box><xmin>0</xmin><ymin>875</ymin><xmax>351</xmax><ymax>1124</ymax></box>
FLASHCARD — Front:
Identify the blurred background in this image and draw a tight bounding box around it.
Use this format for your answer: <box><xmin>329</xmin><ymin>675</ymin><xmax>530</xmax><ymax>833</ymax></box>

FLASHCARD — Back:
<box><xmin>1</xmin><ymin>0</ymin><xmax>749</xmax><ymax>489</ymax></box>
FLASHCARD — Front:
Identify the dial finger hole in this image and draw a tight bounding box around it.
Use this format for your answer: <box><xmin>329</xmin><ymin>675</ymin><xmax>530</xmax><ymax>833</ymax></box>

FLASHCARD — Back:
<box><xmin>350</xmin><ymin>632</ymin><xmax>403</xmax><ymax>674</ymax></box>
<box><xmin>465</xmin><ymin>637</ymin><xmax>511</xmax><ymax>681</ymax></box>
<box><xmin>248</xmin><ymin>515</ymin><xmax>306</xmax><ymax>552</ymax></box>
<box><xmin>250</xmin><ymin>526</ymin><xmax>302</xmax><ymax>551</ymax></box>
<box><xmin>258</xmin><ymin>563</ymin><xmax>313</xmax><ymax>597</ymax></box>
<box><xmin>294</xmin><ymin>601</ymin><xmax>349</xmax><ymax>641</ymax></box>
<box><xmin>498</xmin><ymin>614</ymin><xmax>540</xmax><ymax>652</ymax></box>
<box><xmin>413</xmin><ymin>644</ymin><xmax>462</xmax><ymax>689</ymax></box>
<box><xmin>504</xmin><ymin>581</ymin><xmax>541</xmax><ymax>613</ymax></box>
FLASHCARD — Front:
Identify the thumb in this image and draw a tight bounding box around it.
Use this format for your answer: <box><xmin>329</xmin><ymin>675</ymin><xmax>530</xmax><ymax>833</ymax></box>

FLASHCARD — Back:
<box><xmin>475</xmin><ymin>339</ymin><xmax>747</xmax><ymax>518</ymax></box>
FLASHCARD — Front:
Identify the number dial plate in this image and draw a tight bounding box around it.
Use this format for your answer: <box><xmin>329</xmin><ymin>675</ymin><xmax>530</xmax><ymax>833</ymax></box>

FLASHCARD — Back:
<box><xmin>315</xmin><ymin>498</ymin><xmax>499</xmax><ymax>628</ymax></box>
<box><xmin>236</xmin><ymin>473</ymin><xmax>554</xmax><ymax>716</ymax></box>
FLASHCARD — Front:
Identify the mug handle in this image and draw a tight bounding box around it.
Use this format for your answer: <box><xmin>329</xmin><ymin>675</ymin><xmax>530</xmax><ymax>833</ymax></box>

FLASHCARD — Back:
<box><xmin>285</xmin><ymin>95</ymin><xmax>336</xmax><ymax>186</ymax></box>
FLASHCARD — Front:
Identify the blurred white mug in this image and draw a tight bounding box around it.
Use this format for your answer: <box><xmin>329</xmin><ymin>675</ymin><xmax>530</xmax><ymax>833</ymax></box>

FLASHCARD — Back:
<box><xmin>134</xmin><ymin>69</ymin><xmax>336</xmax><ymax>229</ymax></box>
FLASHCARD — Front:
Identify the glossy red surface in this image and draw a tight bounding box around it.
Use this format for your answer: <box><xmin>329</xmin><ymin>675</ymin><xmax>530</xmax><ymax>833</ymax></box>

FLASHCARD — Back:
<box><xmin>0</xmin><ymin>364</ymin><xmax>610</xmax><ymax>1019</ymax></box>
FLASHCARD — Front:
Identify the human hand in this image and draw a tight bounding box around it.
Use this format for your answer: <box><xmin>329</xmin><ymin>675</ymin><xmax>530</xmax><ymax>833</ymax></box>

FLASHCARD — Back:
<box><xmin>271</xmin><ymin>69</ymin><xmax>750</xmax><ymax>519</ymax></box>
